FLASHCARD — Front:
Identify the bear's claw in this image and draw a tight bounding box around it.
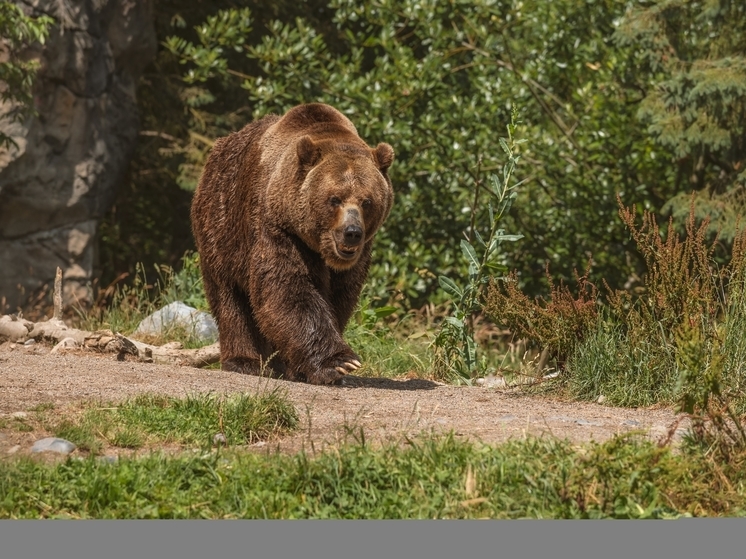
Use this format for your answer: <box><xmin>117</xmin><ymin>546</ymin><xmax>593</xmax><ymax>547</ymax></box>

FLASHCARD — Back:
<box><xmin>307</xmin><ymin>351</ymin><xmax>363</xmax><ymax>384</ymax></box>
<box><xmin>335</xmin><ymin>360</ymin><xmax>361</xmax><ymax>375</ymax></box>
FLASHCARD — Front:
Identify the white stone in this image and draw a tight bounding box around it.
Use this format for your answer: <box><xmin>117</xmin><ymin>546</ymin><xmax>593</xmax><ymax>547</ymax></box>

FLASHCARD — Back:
<box><xmin>135</xmin><ymin>301</ymin><xmax>217</xmax><ymax>342</ymax></box>
<box><xmin>31</xmin><ymin>437</ymin><xmax>77</xmax><ymax>455</ymax></box>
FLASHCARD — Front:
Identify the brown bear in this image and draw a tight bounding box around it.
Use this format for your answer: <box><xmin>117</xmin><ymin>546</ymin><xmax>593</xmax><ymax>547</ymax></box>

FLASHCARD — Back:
<box><xmin>191</xmin><ymin>103</ymin><xmax>395</xmax><ymax>385</ymax></box>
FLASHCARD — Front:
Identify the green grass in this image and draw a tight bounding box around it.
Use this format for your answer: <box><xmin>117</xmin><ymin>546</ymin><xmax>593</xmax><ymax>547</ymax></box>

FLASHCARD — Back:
<box><xmin>566</xmin><ymin>320</ymin><xmax>680</xmax><ymax>407</ymax></box>
<box><xmin>49</xmin><ymin>390</ymin><xmax>298</xmax><ymax>455</ymax></box>
<box><xmin>343</xmin><ymin>305</ymin><xmax>433</xmax><ymax>379</ymax></box>
<box><xmin>13</xmin><ymin>419</ymin><xmax>34</xmax><ymax>433</ymax></box>
<box><xmin>30</xmin><ymin>403</ymin><xmax>55</xmax><ymax>412</ymax></box>
<box><xmin>1</xmin><ymin>433</ymin><xmax>745</xmax><ymax>519</ymax></box>
<box><xmin>344</xmin><ymin>324</ymin><xmax>431</xmax><ymax>378</ymax></box>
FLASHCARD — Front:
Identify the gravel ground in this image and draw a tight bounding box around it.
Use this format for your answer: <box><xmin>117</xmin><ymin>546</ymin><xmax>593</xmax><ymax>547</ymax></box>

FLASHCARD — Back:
<box><xmin>0</xmin><ymin>342</ymin><xmax>688</xmax><ymax>457</ymax></box>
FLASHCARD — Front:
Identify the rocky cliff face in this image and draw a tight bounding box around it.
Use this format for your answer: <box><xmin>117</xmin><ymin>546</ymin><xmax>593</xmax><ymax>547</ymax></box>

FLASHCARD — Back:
<box><xmin>0</xmin><ymin>0</ymin><xmax>156</xmax><ymax>312</ymax></box>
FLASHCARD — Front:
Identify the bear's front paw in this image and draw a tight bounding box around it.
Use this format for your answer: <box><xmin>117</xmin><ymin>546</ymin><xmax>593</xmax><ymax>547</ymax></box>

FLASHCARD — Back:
<box><xmin>306</xmin><ymin>353</ymin><xmax>363</xmax><ymax>385</ymax></box>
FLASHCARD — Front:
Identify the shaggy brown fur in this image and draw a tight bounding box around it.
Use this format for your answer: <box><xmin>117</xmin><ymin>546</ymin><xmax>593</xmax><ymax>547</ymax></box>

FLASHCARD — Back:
<box><xmin>191</xmin><ymin>103</ymin><xmax>395</xmax><ymax>384</ymax></box>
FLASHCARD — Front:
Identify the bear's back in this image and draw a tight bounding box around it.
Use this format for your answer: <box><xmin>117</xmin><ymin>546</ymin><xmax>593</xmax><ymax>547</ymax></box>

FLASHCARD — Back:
<box><xmin>273</xmin><ymin>103</ymin><xmax>358</xmax><ymax>137</ymax></box>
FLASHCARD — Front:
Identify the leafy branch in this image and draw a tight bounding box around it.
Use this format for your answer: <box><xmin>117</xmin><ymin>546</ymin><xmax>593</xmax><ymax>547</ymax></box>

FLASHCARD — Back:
<box><xmin>434</xmin><ymin>106</ymin><xmax>527</xmax><ymax>380</ymax></box>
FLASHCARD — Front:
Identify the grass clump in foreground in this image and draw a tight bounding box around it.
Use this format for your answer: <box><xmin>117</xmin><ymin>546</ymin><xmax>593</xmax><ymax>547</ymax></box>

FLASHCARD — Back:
<box><xmin>1</xmin><ymin>433</ymin><xmax>745</xmax><ymax>519</ymax></box>
<box><xmin>51</xmin><ymin>390</ymin><xmax>298</xmax><ymax>455</ymax></box>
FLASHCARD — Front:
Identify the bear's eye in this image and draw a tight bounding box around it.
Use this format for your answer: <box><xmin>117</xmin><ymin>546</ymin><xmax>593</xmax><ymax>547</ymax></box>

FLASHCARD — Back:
<box><xmin>362</xmin><ymin>199</ymin><xmax>372</xmax><ymax>209</ymax></box>
<box><xmin>330</xmin><ymin>197</ymin><xmax>342</xmax><ymax>207</ymax></box>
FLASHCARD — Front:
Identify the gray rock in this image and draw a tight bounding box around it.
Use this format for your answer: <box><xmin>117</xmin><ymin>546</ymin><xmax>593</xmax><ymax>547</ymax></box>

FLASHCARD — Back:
<box><xmin>476</xmin><ymin>375</ymin><xmax>507</xmax><ymax>388</ymax></box>
<box><xmin>0</xmin><ymin>315</ymin><xmax>33</xmax><ymax>342</ymax></box>
<box><xmin>622</xmin><ymin>419</ymin><xmax>641</xmax><ymax>427</ymax></box>
<box><xmin>31</xmin><ymin>437</ymin><xmax>77</xmax><ymax>455</ymax></box>
<box><xmin>135</xmin><ymin>301</ymin><xmax>218</xmax><ymax>342</ymax></box>
<box><xmin>0</xmin><ymin>0</ymin><xmax>157</xmax><ymax>310</ymax></box>
<box><xmin>51</xmin><ymin>337</ymin><xmax>79</xmax><ymax>353</ymax></box>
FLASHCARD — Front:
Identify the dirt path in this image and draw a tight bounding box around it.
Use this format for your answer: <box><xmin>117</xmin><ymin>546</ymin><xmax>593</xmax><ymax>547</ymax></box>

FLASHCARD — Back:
<box><xmin>0</xmin><ymin>343</ymin><xmax>687</xmax><ymax>457</ymax></box>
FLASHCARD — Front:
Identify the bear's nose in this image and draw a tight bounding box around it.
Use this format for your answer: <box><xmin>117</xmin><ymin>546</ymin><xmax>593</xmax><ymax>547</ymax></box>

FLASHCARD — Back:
<box><xmin>343</xmin><ymin>225</ymin><xmax>363</xmax><ymax>246</ymax></box>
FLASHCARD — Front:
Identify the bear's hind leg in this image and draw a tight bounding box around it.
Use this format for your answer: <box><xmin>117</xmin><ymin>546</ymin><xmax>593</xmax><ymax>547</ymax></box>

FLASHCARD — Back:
<box><xmin>215</xmin><ymin>283</ymin><xmax>277</xmax><ymax>377</ymax></box>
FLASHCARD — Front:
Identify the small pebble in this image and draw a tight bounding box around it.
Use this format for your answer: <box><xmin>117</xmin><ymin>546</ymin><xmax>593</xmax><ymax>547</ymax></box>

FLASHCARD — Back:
<box><xmin>622</xmin><ymin>419</ymin><xmax>641</xmax><ymax>427</ymax></box>
<box><xmin>7</xmin><ymin>445</ymin><xmax>20</xmax><ymax>455</ymax></box>
<box><xmin>23</xmin><ymin>339</ymin><xmax>35</xmax><ymax>346</ymax></box>
<box><xmin>596</xmin><ymin>395</ymin><xmax>607</xmax><ymax>404</ymax></box>
<box><xmin>11</xmin><ymin>411</ymin><xmax>28</xmax><ymax>419</ymax></box>
<box><xmin>31</xmin><ymin>437</ymin><xmax>77</xmax><ymax>455</ymax></box>
<box><xmin>548</xmin><ymin>415</ymin><xmax>575</xmax><ymax>422</ymax></box>
<box><xmin>213</xmin><ymin>433</ymin><xmax>227</xmax><ymax>445</ymax></box>
<box><xmin>575</xmin><ymin>419</ymin><xmax>603</xmax><ymax>427</ymax></box>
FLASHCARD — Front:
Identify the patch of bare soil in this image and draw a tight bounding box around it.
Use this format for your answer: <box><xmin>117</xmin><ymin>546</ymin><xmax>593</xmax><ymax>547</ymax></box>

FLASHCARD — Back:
<box><xmin>0</xmin><ymin>342</ymin><xmax>688</xmax><ymax>459</ymax></box>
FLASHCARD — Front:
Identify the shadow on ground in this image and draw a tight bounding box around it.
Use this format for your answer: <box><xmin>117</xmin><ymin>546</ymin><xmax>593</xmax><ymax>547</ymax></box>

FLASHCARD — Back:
<box><xmin>337</xmin><ymin>376</ymin><xmax>439</xmax><ymax>390</ymax></box>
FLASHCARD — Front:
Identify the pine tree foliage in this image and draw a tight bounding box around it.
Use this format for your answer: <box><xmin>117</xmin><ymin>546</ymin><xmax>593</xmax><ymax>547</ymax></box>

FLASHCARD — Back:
<box><xmin>616</xmin><ymin>0</ymin><xmax>746</xmax><ymax>240</ymax></box>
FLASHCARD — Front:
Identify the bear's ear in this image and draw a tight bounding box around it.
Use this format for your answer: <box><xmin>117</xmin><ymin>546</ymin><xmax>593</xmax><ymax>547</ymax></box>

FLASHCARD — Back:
<box><xmin>297</xmin><ymin>136</ymin><xmax>321</xmax><ymax>168</ymax></box>
<box><xmin>373</xmin><ymin>143</ymin><xmax>395</xmax><ymax>173</ymax></box>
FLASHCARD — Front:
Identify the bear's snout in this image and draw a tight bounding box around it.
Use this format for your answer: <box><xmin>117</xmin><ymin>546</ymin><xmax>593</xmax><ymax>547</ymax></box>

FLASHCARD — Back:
<box><xmin>332</xmin><ymin>206</ymin><xmax>365</xmax><ymax>261</ymax></box>
<box><xmin>343</xmin><ymin>224</ymin><xmax>363</xmax><ymax>246</ymax></box>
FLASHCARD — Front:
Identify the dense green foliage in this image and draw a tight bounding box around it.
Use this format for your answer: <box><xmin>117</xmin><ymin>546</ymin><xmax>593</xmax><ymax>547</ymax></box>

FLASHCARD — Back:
<box><xmin>0</xmin><ymin>2</ymin><xmax>53</xmax><ymax>149</ymax></box>
<box><xmin>2</xmin><ymin>433</ymin><xmax>745</xmax><ymax>518</ymax></box>
<box><xmin>95</xmin><ymin>0</ymin><xmax>744</xmax><ymax>309</ymax></box>
<box><xmin>159</xmin><ymin>0</ymin><xmax>675</xmax><ymax>305</ymax></box>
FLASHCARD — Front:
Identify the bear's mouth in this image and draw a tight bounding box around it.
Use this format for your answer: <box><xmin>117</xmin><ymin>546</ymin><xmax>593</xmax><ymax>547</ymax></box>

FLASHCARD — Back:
<box><xmin>336</xmin><ymin>244</ymin><xmax>360</xmax><ymax>259</ymax></box>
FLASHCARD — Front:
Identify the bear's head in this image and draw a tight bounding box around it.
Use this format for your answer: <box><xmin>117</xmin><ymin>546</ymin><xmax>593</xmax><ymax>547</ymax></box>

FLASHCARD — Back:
<box><xmin>295</xmin><ymin>136</ymin><xmax>394</xmax><ymax>271</ymax></box>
